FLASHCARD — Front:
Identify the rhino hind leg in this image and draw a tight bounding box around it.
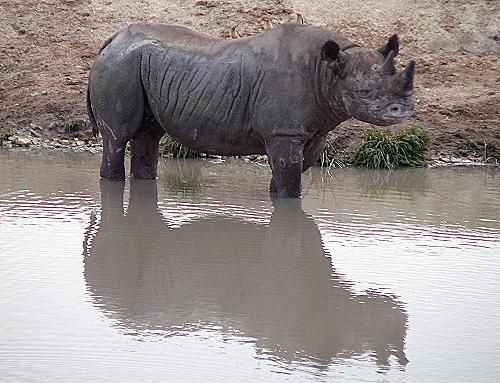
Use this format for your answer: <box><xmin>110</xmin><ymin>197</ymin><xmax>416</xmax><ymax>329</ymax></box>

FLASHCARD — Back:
<box><xmin>130</xmin><ymin>113</ymin><xmax>165</xmax><ymax>180</ymax></box>
<box><xmin>89</xmin><ymin>47</ymin><xmax>146</xmax><ymax>181</ymax></box>
<box><xmin>100</xmin><ymin>133</ymin><xmax>127</xmax><ymax>181</ymax></box>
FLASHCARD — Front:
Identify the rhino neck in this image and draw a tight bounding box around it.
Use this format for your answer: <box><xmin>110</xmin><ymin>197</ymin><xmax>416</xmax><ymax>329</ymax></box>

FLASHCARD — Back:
<box><xmin>314</xmin><ymin>58</ymin><xmax>351</xmax><ymax>126</ymax></box>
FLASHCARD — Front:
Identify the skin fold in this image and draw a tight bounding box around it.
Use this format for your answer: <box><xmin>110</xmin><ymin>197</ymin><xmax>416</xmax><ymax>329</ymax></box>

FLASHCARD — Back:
<box><xmin>88</xmin><ymin>23</ymin><xmax>415</xmax><ymax>197</ymax></box>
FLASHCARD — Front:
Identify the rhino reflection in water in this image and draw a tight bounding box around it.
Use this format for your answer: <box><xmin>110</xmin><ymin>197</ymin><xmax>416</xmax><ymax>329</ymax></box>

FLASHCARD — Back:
<box><xmin>83</xmin><ymin>180</ymin><xmax>408</xmax><ymax>369</ymax></box>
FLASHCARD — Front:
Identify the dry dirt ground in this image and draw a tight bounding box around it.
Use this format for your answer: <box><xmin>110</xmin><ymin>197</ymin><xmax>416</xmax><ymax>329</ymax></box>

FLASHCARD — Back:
<box><xmin>1</xmin><ymin>0</ymin><xmax>499</xmax><ymax>163</ymax></box>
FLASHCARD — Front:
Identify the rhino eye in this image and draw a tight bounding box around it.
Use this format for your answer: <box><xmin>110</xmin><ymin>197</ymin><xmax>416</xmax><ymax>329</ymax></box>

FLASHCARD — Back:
<box><xmin>358</xmin><ymin>88</ymin><xmax>374</xmax><ymax>99</ymax></box>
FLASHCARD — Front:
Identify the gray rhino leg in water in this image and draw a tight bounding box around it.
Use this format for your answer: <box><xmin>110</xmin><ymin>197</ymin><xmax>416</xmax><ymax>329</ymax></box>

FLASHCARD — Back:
<box><xmin>87</xmin><ymin>23</ymin><xmax>416</xmax><ymax>197</ymax></box>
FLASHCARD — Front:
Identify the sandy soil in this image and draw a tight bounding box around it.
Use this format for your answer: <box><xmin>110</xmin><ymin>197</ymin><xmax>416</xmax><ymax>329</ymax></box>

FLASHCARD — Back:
<box><xmin>0</xmin><ymin>0</ymin><xmax>499</xmax><ymax>162</ymax></box>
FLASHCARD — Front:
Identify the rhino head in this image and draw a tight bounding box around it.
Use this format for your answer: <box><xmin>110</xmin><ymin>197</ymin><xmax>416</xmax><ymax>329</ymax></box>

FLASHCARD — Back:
<box><xmin>321</xmin><ymin>35</ymin><xmax>416</xmax><ymax>126</ymax></box>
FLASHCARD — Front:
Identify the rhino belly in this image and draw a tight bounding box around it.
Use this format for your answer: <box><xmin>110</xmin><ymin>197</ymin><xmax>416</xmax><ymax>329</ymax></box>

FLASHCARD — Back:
<box><xmin>161</xmin><ymin>116</ymin><xmax>265</xmax><ymax>156</ymax></box>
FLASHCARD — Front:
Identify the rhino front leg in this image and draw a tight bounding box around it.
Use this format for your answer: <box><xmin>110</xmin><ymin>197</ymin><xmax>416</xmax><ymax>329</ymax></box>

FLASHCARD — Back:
<box><xmin>266</xmin><ymin>137</ymin><xmax>304</xmax><ymax>198</ymax></box>
<box><xmin>269</xmin><ymin>133</ymin><xmax>327</xmax><ymax>193</ymax></box>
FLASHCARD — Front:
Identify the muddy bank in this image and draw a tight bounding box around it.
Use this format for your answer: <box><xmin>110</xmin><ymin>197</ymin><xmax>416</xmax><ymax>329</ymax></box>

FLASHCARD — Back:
<box><xmin>0</xmin><ymin>0</ymin><xmax>498</xmax><ymax>165</ymax></box>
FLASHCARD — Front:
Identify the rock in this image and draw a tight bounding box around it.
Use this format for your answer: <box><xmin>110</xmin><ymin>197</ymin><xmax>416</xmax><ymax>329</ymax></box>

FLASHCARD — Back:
<box><xmin>2</xmin><ymin>141</ymin><xmax>13</xmax><ymax>148</ymax></box>
<box><xmin>8</xmin><ymin>135</ymin><xmax>18</xmax><ymax>142</ymax></box>
<box><xmin>60</xmin><ymin>139</ymin><xmax>70</xmax><ymax>146</ymax></box>
<box><xmin>15</xmin><ymin>137</ymin><xmax>31</xmax><ymax>146</ymax></box>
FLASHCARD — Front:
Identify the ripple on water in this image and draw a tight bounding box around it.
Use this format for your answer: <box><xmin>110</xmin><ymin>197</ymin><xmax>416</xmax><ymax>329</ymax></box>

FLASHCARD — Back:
<box><xmin>0</xmin><ymin>152</ymin><xmax>499</xmax><ymax>383</ymax></box>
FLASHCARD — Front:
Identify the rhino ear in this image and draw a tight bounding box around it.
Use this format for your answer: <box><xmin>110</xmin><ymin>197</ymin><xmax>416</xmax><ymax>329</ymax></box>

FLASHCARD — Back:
<box><xmin>321</xmin><ymin>40</ymin><xmax>348</xmax><ymax>78</ymax></box>
<box><xmin>321</xmin><ymin>40</ymin><xmax>340</xmax><ymax>62</ymax></box>
<box><xmin>378</xmin><ymin>34</ymin><xmax>399</xmax><ymax>58</ymax></box>
<box><xmin>321</xmin><ymin>40</ymin><xmax>341</xmax><ymax>61</ymax></box>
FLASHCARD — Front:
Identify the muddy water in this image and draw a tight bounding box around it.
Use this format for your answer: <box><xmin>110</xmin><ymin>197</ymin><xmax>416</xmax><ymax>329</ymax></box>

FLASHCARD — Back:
<box><xmin>0</xmin><ymin>151</ymin><xmax>499</xmax><ymax>383</ymax></box>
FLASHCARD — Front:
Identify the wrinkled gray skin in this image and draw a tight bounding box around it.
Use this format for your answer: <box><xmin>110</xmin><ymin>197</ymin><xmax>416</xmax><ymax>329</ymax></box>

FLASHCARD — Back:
<box><xmin>87</xmin><ymin>23</ymin><xmax>415</xmax><ymax>197</ymax></box>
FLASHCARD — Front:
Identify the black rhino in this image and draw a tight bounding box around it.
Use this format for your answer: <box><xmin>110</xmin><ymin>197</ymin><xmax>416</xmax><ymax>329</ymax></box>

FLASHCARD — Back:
<box><xmin>87</xmin><ymin>23</ymin><xmax>415</xmax><ymax>197</ymax></box>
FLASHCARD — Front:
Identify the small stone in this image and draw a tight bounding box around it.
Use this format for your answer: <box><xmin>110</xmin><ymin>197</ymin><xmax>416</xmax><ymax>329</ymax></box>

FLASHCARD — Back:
<box><xmin>3</xmin><ymin>142</ymin><xmax>13</xmax><ymax>148</ymax></box>
<box><xmin>15</xmin><ymin>137</ymin><xmax>31</xmax><ymax>146</ymax></box>
<box><xmin>60</xmin><ymin>139</ymin><xmax>70</xmax><ymax>145</ymax></box>
<box><xmin>29</xmin><ymin>129</ymin><xmax>40</xmax><ymax>138</ymax></box>
<box><xmin>8</xmin><ymin>135</ymin><xmax>18</xmax><ymax>142</ymax></box>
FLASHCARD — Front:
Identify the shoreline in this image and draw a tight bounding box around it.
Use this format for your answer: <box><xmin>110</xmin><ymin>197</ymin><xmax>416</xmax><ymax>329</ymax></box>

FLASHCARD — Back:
<box><xmin>1</xmin><ymin>139</ymin><xmax>497</xmax><ymax>169</ymax></box>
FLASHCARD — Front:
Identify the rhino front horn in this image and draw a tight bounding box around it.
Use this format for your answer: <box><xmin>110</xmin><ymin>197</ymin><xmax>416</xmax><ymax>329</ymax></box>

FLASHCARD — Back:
<box><xmin>401</xmin><ymin>60</ymin><xmax>416</xmax><ymax>91</ymax></box>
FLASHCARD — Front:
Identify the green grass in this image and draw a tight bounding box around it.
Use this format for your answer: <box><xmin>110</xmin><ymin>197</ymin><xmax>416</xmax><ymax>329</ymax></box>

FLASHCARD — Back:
<box><xmin>0</xmin><ymin>125</ymin><xmax>15</xmax><ymax>141</ymax></box>
<box><xmin>318</xmin><ymin>140</ymin><xmax>346</xmax><ymax>169</ymax></box>
<box><xmin>63</xmin><ymin>117</ymin><xmax>86</xmax><ymax>134</ymax></box>
<box><xmin>458</xmin><ymin>140</ymin><xmax>497</xmax><ymax>163</ymax></box>
<box><xmin>162</xmin><ymin>160</ymin><xmax>203</xmax><ymax>193</ymax></box>
<box><xmin>159</xmin><ymin>135</ymin><xmax>200</xmax><ymax>159</ymax></box>
<box><xmin>350</xmin><ymin>125</ymin><xmax>430</xmax><ymax>169</ymax></box>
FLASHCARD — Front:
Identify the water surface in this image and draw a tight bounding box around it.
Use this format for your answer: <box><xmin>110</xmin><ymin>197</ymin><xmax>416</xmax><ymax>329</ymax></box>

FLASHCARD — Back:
<box><xmin>0</xmin><ymin>151</ymin><xmax>499</xmax><ymax>382</ymax></box>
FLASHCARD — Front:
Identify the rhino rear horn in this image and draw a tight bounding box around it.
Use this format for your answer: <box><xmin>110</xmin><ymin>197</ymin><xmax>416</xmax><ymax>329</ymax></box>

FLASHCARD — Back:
<box><xmin>382</xmin><ymin>50</ymin><xmax>397</xmax><ymax>75</ymax></box>
<box><xmin>378</xmin><ymin>34</ymin><xmax>399</xmax><ymax>58</ymax></box>
<box><xmin>401</xmin><ymin>60</ymin><xmax>416</xmax><ymax>91</ymax></box>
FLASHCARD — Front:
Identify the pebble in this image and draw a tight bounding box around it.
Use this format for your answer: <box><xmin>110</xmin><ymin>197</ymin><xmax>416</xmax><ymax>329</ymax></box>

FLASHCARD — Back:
<box><xmin>15</xmin><ymin>137</ymin><xmax>32</xmax><ymax>146</ymax></box>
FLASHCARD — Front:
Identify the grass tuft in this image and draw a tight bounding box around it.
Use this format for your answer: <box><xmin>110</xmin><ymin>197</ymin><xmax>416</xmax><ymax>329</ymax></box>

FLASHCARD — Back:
<box><xmin>0</xmin><ymin>125</ymin><xmax>15</xmax><ymax>141</ymax></box>
<box><xmin>64</xmin><ymin>117</ymin><xmax>86</xmax><ymax>134</ymax></box>
<box><xmin>350</xmin><ymin>125</ymin><xmax>430</xmax><ymax>169</ymax></box>
<box><xmin>162</xmin><ymin>160</ymin><xmax>203</xmax><ymax>193</ymax></box>
<box><xmin>159</xmin><ymin>135</ymin><xmax>200</xmax><ymax>159</ymax></box>
<box><xmin>318</xmin><ymin>140</ymin><xmax>346</xmax><ymax>169</ymax></box>
<box><xmin>458</xmin><ymin>140</ymin><xmax>497</xmax><ymax>163</ymax></box>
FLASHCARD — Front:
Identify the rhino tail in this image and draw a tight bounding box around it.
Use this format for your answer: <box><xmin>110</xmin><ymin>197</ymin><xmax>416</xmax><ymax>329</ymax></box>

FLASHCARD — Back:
<box><xmin>88</xmin><ymin>31</ymin><xmax>121</xmax><ymax>138</ymax></box>
<box><xmin>86</xmin><ymin>85</ymin><xmax>98</xmax><ymax>138</ymax></box>
<box><xmin>98</xmin><ymin>30</ymin><xmax>119</xmax><ymax>54</ymax></box>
